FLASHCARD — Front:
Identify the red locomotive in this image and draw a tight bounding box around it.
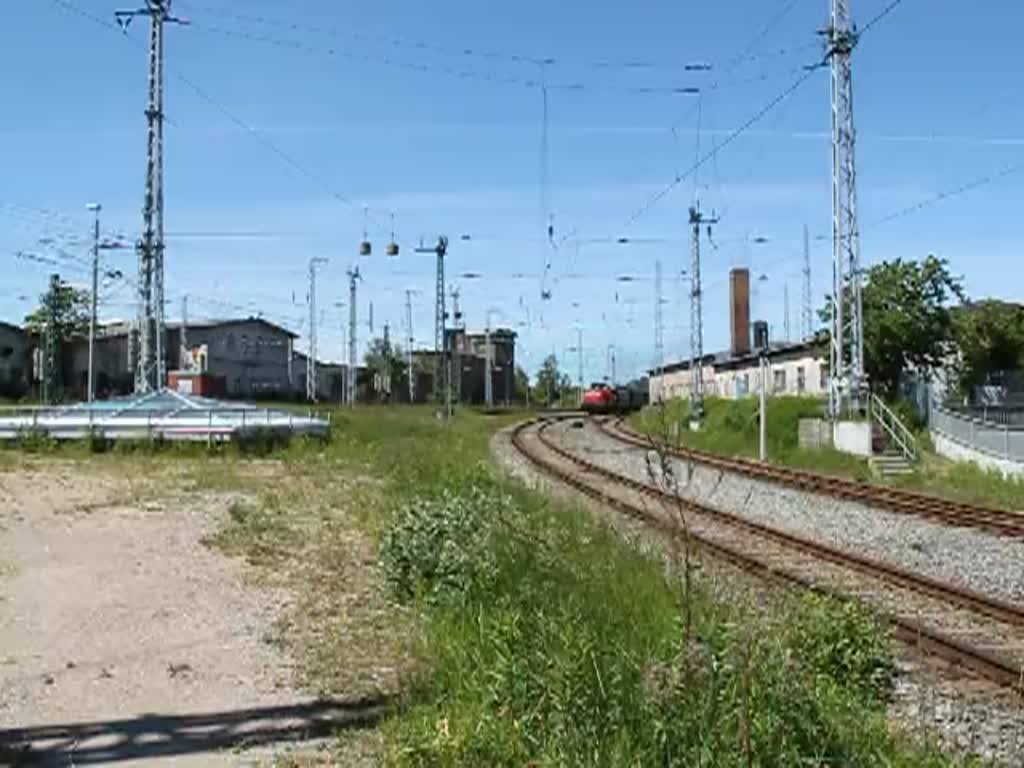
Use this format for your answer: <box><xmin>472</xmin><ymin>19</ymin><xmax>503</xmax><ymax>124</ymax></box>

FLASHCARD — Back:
<box><xmin>581</xmin><ymin>383</ymin><xmax>617</xmax><ymax>413</ymax></box>
<box><xmin>581</xmin><ymin>382</ymin><xmax>646</xmax><ymax>414</ymax></box>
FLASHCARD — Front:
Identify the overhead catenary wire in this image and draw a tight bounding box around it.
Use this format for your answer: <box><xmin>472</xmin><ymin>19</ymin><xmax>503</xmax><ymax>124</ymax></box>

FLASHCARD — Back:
<box><xmin>45</xmin><ymin>0</ymin><xmax>393</xmax><ymax>224</ymax></box>
<box><xmin>177</xmin><ymin>0</ymin><xmax>806</xmax><ymax>75</ymax></box>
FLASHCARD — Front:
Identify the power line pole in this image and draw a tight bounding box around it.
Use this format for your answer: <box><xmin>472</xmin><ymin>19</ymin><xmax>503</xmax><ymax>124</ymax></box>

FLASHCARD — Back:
<box><xmin>42</xmin><ymin>274</ymin><xmax>63</xmax><ymax>405</ymax></box>
<box><xmin>450</xmin><ymin>285</ymin><xmax>462</xmax><ymax>405</ymax></box>
<box><xmin>784</xmin><ymin>282</ymin><xmax>791</xmax><ymax>342</ymax></box>
<box><xmin>347</xmin><ymin>266</ymin><xmax>360</xmax><ymax>407</ymax></box>
<box><xmin>404</xmin><ymin>289</ymin><xmax>416</xmax><ymax>403</ymax></box>
<box><xmin>654</xmin><ymin>259</ymin><xmax>664</xmax><ymax>374</ymax></box>
<box><xmin>180</xmin><ymin>294</ymin><xmax>188</xmax><ymax>367</ymax></box>
<box><xmin>415</xmin><ymin>237</ymin><xmax>449</xmax><ymax>416</ymax></box>
<box><xmin>484</xmin><ymin>319</ymin><xmax>493</xmax><ymax>408</ymax></box>
<box><xmin>801</xmin><ymin>223</ymin><xmax>813</xmax><ymax>340</ymax></box>
<box><xmin>382</xmin><ymin>321</ymin><xmax>391</xmax><ymax>399</ymax></box>
<box><xmin>116</xmin><ymin>1</ymin><xmax>185</xmax><ymax>394</ymax></box>
<box><xmin>688</xmin><ymin>203</ymin><xmax>717</xmax><ymax>430</ymax></box>
<box><xmin>306</xmin><ymin>257</ymin><xmax>327</xmax><ymax>402</ymax></box>
<box><xmin>827</xmin><ymin>0</ymin><xmax>866</xmax><ymax>416</ymax></box>
<box><xmin>87</xmin><ymin>203</ymin><xmax>101</xmax><ymax>403</ymax></box>
<box><xmin>576</xmin><ymin>327</ymin><xmax>583</xmax><ymax>406</ymax></box>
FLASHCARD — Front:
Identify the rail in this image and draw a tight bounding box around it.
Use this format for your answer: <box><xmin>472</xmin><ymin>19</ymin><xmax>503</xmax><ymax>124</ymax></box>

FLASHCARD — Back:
<box><xmin>510</xmin><ymin>417</ymin><xmax>1024</xmax><ymax>691</ymax></box>
<box><xmin>869</xmin><ymin>393</ymin><xmax>917</xmax><ymax>462</ymax></box>
<box><xmin>599</xmin><ymin>417</ymin><xmax>1024</xmax><ymax>535</ymax></box>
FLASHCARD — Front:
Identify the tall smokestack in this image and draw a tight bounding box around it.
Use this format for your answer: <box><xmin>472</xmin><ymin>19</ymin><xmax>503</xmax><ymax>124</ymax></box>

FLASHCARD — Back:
<box><xmin>730</xmin><ymin>268</ymin><xmax>751</xmax><ymax>357</ymax></box>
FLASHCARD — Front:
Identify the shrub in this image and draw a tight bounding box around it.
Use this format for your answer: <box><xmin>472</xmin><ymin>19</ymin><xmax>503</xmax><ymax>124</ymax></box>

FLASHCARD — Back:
<box><xmin>15</xmin><ymin>428</ymin><xmax>56</xmax><ymax>453</ymax></box>
<box><xmin>783</xmin><ymin>593</ymin><xmax>896</xmax><ymax>703</ymax></box>
<box><xmin>379</xmin><ymin>487</ymin><xmax>507</xmax><ymax>605</ymax></box>
<box><xmin>232</xmin><ymin>426</ymin><xmax>293</xmax><ymax>456</ymax></box>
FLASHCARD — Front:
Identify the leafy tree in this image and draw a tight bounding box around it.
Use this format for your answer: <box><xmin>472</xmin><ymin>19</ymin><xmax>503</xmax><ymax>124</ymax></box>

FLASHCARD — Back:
<box><xmin>364</xmin><ymin>336</ymin><xmax>407</xmax><ymax>400</ymax></box>
<box><xmin>513</xmin><ymin>365</ymin><xmax>530</xmax><ymax>403</ymax></box>
<box><xmin>819</xmin><ymin>255</ymin><xmax>965</xmax><ymax>398</ymax></box>
<box><xmin>951</xmin><ymin>300</ymin><xmax>1024</xmax><ymax>394</ymax></box>
<box><xmin>535</xmin><ymin>354</ymin><xmax>565</xmax><ymax>406</ymax></box>
<box><xmin>24</xmin><ymin>280</ymin><xmax>90</xmax><ymax>339</ymax></box>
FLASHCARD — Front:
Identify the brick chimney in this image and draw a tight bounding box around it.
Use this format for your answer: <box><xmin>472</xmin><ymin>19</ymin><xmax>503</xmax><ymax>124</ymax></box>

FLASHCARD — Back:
<box><xmin>729</xmin><ymin>268</ymin><xmax>751</xmax><ymax>357</ymax></box>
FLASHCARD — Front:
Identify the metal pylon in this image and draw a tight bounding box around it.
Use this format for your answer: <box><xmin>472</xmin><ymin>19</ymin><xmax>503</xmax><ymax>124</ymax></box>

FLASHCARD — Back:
<box><xmin>117</xmin><ymin>1</ymin><xmax>185</xmax><ymax>393</ymax></box>
<box><xmin>827</xmin><ymin>0</ymin><xmax>866</xmax><ymax>416</ymax></box>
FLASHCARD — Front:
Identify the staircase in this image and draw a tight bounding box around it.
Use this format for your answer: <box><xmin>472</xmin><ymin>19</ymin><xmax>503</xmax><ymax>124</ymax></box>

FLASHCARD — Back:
<box><xmin>868</xmin><ymin>394</ymin><xmax>918</xmax><ymax>478</ymax></box>
<box><xmin>868</xmin><ymin>449</ymin><xmax>915</xmax><ymax>478</ymax></box>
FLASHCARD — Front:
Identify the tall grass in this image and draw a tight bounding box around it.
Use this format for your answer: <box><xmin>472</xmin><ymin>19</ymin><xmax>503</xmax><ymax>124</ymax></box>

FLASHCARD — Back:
<box><xmin>378</xmin><ymin>474</ymin><xmax>967</xmax><ymax>767</ymax></box>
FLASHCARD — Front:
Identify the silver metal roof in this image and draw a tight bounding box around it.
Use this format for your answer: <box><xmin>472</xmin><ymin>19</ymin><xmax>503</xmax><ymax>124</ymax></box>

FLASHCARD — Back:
<box><xmin>0</xmin><ymin>390</ymin><xmax>329</xmax><ymax>442</ymax></box>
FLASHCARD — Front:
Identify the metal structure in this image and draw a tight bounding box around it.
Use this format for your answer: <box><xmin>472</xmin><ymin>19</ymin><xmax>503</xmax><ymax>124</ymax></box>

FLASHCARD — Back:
<box><xmin>404</xmin><ymin>289</ymin><xmax>417</xmax><ymax>402</ymax></box>
<box><xmin>653</xmin><ymin>259</ymin><xmax>664</xmax><ymax>374</ymax></box>
<box><xmin>450</xmin><ymin>285</ymin><xmax>463</xmax><ymax>404</ymax></box>
<box><xmin>783</xmin><ymin>282</ymin><xmax>791</xmax><ymax>342</ymax></box>
<box><xmin>42</xmin><ymin>274</ymin><xmax>62</xmax><ymax>405</ymax></box>
<box><xmin>347</xmin><ymin>266</ymin><xmax>361</xmax><ymax>407</ymax></box>
<box><xmin>116</xmin><ymin>1</ymin><xmax>186</xmax><ymax>394</ymax></box>
<box><xmin>415</xmin><ymin>237</ymin><xmax>449</xmax><ymax>412</ymax></box>
<box><xmin>0</xmin><ymin>390</ymin><xmax>329</xmax><ymax>441</ymax></box>
<box><xmin>484</xmin><ymin>322</ymin><xmax>493</xmax><ymax>408</ymax></box>
<box><xmin>306</xmin><ymin>257</ymin><xmax>328</xmax><ymax>402</ymax></box>
<box><xmin>180</xmin><ymin>294</ymin><xmax>188</xmax><ymax>366</ymax></box>
<box><xmin>827</xmin><ymin>0</ymin><xmax>866</xmax><ymax>416</ymax></box>
<box><xmin>87</xmin><ymin>203</ymin><xmax>101</xmax><ymax>403</ymax></box>
<box><xmin>801</xmin><ymin>223</ymin><xmax>813</xmax><ymax>340</ymax></box>
<box><xmin>688</xmin><ymin>203</ymin><xmax>717</xmax><ymax>428</ymax></box>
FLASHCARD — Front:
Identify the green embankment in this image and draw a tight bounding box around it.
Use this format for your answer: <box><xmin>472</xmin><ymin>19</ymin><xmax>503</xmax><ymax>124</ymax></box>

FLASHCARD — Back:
<box><xmin>634</xmin><ymin>396</ymin><xmax>1024</xmax><ymax>511</ymax></box>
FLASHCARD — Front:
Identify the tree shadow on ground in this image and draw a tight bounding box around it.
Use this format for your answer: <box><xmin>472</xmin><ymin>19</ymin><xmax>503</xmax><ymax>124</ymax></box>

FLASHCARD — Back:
<box><xmin>0</xmin><ymin>696</ymin><xmax>389</xmax><ymax>766</ymax></box>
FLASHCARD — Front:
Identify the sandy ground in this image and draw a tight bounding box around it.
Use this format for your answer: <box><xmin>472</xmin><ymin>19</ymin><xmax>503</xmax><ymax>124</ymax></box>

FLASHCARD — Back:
<box><xmin>0</xmin><ymin>467</ymin><xmax>384</xmax><ymax>767</ymax></box>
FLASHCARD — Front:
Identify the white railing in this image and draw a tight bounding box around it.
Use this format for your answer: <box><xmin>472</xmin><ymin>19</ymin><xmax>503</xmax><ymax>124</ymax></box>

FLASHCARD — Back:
<box><xmin>930</xmin><ymin>402</ymin><xmax>1024</xmax><ymax>464</ymax></box>
<box><xmin>869</xmin><ymin>393</ymin><xmax>917</xmax><ymax>462</ymax></box>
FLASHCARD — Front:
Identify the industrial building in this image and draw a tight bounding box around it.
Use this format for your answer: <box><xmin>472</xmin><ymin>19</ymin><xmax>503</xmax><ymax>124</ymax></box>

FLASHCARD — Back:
<box><xmin>649</xmin><ymin>268</ymin><xmax>827</xmax><ymax>403</ymax></box>
<box><xmin>64</xmin><ymin>317</ymin><xmax>300</xmax><ymax>400</ymax></box>
<box><xmin>0</xmin><ymin>321</ymin><xmax>29</xmax><ymax>397</ymax></box>
<box><xmin>410</xmin><ymin>327</ymin><xmax>518</xmax><ymax>405</ymax></box>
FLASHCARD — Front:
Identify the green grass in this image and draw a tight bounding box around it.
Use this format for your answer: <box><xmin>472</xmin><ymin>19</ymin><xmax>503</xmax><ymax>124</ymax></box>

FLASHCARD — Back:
<box><xmin>636</xmin><ymin>396</ymin><xmax>872</xmax><ymax>479</ymax></box>
<box><xmin>635</xmin><ymin>396</ymin><xmax>1024</xmax><ymax>510</ymax></box>
<box><xmin>1</xmin><ymin>405</ymin><xmax>991</xmax><ymax>764</ymax></box>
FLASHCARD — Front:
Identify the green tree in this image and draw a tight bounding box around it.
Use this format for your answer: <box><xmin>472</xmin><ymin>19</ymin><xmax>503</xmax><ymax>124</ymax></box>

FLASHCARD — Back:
<box><xmin>819</xmin><ymin>255</ymin><xmax>965</xmax><ymax>398</ymax></box>
<box><xmin>951</xmin><ymin>299</ymin><xmax>1024</xmax><ymax>394</ymax></box>
<box><xmin>513</xmin><ymin>365</ymin><xmax>530</xmax><ymax>403</ymax></box>
<box><xmin>24</xmin><ymin>280</ymin><xmax>90</xmax><ymax>340</ymax></box>
<box><xmin>535</xmin><ymin>354</ymin><xmax>564</xmax><ymax>406</ymax></box>
<box><xmin>364</xmin><ymin>336</ymin><xmax>407</xmax><ymax>401</ymax></box>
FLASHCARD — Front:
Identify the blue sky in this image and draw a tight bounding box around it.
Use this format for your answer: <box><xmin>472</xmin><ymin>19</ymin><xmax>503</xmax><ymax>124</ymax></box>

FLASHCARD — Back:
<box><xmin>2</xmin><ymin>0</ymin><xmax>1022</xmax><ymax>384</ymax></box>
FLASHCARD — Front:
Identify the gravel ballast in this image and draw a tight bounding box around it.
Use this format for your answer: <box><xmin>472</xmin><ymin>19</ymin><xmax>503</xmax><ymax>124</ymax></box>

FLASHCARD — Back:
<box><xmin>551</xmin><ymin>420</ymin><xmax>1024</xmax><ymax>606</ymax></box>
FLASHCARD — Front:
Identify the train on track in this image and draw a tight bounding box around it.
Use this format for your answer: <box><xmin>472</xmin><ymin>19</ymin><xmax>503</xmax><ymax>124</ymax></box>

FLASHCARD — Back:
<box><xmin>580</xmin><ymin>382</ymin><xmax>647</xmax><ymax>414</ymax></box>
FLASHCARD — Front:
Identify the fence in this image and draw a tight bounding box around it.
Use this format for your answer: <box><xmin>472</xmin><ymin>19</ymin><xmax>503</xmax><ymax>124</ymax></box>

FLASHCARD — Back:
<box><xmin>929</xmin><ymin>403</ymin><xmax>1024</xmax><ymax>466</ymax></box>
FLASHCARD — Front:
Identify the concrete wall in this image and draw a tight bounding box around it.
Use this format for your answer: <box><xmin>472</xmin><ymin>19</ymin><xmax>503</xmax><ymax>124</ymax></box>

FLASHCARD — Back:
<box><xmin>931</xmin><ymin>432</ymin><xmax>1024</xmax><ymax>479</ymax></box>
<box><xmin>833</xmin><ymin>420</ymin><xmax>872</xmax><ymax>457</ymax></box>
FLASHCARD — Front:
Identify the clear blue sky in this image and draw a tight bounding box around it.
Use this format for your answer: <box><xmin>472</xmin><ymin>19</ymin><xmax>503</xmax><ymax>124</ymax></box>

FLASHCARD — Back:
<box><xmin>2</xmin><ymin>0</ymin><xmax>1022</xmax><ymax>384</ymax></box>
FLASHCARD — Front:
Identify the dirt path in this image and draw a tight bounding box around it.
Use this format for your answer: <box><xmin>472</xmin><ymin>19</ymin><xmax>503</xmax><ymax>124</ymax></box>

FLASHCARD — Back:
<box><xmin>0</xmin><ymin>467</ymin><xmax>383</xmax><ymax>767</ymax></box>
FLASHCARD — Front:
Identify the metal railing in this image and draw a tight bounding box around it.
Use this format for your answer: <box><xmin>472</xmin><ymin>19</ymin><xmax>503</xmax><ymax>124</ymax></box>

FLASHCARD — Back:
<box><xmin>869</xmin><ymin>393</ymin><xmax>917</xmax><ymax>462</ymax></box>
<box><xmin>930</xmin><ymin>402</ymin><xmax>1024</xmax><ymax>464</ymax></box>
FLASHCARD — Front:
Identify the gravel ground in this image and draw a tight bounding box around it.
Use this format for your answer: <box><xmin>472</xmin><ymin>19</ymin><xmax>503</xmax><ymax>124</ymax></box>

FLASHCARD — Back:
<box><xmin>553</xmin><ymin>420</ymin><xmax>1024</xmax><ymax>605</ymax></box>
<box><xmin>0</xmin><ymin>467</ymin><xmax>383</xmax><ymax>767</ymax></box>
<box><xmin>493</xmin><ymin>421</ymin><xmax>1024</xmax><ymax>766</ymax></box>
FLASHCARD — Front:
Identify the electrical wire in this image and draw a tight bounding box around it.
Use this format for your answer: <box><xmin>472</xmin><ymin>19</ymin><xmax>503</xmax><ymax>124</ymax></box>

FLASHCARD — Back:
<box><xmin>621</xmin><ymin>64</ymin><xmax>823</xmax><ymax>232</ymax></box>
<box><xmin>176</xmin><ymin>0</ymin><xmax>795</xmax><ymax>75</ymax></box>
<box><xmin>46</xmin><ymin>0</ymin><xmax>393</xmax><ymax>223</ymax></box>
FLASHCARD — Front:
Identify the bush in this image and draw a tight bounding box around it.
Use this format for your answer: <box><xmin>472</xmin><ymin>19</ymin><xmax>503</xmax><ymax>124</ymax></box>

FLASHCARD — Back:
<box><xmin>15</xmin><ymin>428</ymin><xmax>57</xmax><ymax>453</ymax></box>
<box><xmin>231</xmin><ymin>426</ymin><xmax>293</xmax><ymax>456</ymax></box>
<box><xmin>379</xmin><ymin>487</ymin><xmax>507</xmax><ymax>605</ymax></box>
<box><xmin>783</xmin><ymin>593</ymin><xmax>896</xmax><ymax>703</ymax></box>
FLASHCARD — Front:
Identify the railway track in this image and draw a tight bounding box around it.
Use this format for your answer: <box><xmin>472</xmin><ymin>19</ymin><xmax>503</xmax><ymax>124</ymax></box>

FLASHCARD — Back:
<box><xmin>596</xmin><ymin>416</ymin><xmax>1024</xmax><ymax>538</ymax></box>
<box><xmin>510</xmin><ymin>416</ymin><xmax>1024</xmax><ymax>692</ymax></box>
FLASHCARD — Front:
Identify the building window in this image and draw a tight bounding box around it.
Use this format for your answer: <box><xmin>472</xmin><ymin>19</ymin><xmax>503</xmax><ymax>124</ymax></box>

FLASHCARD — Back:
<box><xmin>820</xmin><ymin>366</ymin><xmax>828</xmax><ymax>391</ymax></box>
<box><xmin>773</xmin><ymin>369</ymin><xmax>786</xmax><ymax>393</ymax></box>
<box><xmin>737</xmin><ymin>374</ymin><xmax>749</xmax><ymax>397</ymax></box>
<box><xmin>797</xmin><ymin>366</ymin><xmax>806</xmax><ymax>394</ymax></box>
